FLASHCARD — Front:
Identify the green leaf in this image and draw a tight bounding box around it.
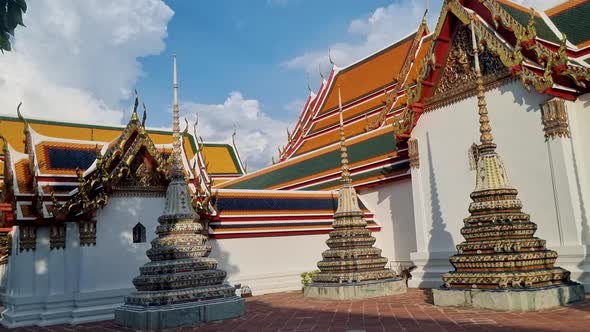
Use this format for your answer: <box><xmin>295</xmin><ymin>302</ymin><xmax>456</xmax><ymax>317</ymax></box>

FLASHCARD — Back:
<box><xmin>0</xmin><ymin>32</ymin><xmax>11</xmax><ymax>52</ymax></box>
<box><xmin>6</xmin><ymin>0</ymin><xmax>23</xmax><ymax>31</ymax></box>
<box><xmin>14</xmin><ymin>0</ymin><xmax>26</xmax><ymax>12</ymax></box>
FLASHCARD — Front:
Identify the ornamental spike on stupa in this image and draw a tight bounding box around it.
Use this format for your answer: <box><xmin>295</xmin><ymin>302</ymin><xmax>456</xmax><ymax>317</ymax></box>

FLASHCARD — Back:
<box><xmin>115</xmin><ymin>55</ymin><xmax>244</xmax><ymax>330</ymax></box>
<box><xmin>305</xmin><ymin>86</ymin><xmax>405</xmax><ymax>299</ymax></box>
<box><xmin>434</xmin><ymin>19</ymin><xmax>582</xmax><ymax>302</ymax></box>
<box><xmin>335</xmin><ymin>87</ymin><xmax>362</xmax><ymax>216</ymax></box>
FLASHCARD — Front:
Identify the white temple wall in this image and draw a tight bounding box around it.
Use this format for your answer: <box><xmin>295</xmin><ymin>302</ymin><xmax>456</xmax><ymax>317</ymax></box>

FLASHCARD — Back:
<box><xmin>556</xmin><ymin>93</ymin><xmax>590</xmax><ymax>287</ymax></box>
<box><xmin>408</xmin><ymin>81</ymin><xmax>575</xmax><ymax>288</ymax></box>
<box><xmin>358</xmin><ymin>178</ymin><xmax>416</xmax><ymax>271</ymax></box>
<box><xmin>1</xmin><ymin>195</ymin><xmax>165</xmax><ymax>327</ymax></box>
<box><xmin>210</xmin><ymin>234</ymin><xmax>328</xmax><ymax>295</ymax></box>
<box><xmin>79</xmin><ymin>195</ymin><xmax>163</xmax><ymax>293</ymax></box>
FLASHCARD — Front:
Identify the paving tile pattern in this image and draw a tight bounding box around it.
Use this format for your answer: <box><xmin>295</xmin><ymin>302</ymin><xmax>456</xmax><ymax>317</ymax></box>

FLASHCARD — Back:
<box><xmin>2</xmin><ymin>289</ymin><xmax>589</xmax><ymax>331</ymax></box>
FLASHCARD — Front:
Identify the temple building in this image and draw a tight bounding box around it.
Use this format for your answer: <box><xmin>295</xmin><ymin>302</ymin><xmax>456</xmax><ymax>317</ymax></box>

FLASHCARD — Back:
<box><xmin>1</xmin><ymin>0</ymin><xmax>590</xmax><ymax>327</ymax></box>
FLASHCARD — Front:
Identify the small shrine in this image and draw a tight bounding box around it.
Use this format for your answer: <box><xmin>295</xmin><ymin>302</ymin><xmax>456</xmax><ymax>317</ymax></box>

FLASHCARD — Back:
<box><xmin>304</xmin><ymin>88</ymin><xmax>406</xmax><ymax>300</ymax></box>
<box><xmin>432</xmin><ymin>19</ymin><xmax>585</xmax><ymax>311</ymax></box>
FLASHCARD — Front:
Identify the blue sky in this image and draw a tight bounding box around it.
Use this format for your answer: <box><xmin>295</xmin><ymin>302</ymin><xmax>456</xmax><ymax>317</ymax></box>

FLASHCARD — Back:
<box><xmin>137</xmin><ymin>0</ymin><xmax>394</xmax><ymax>124</ymax></box>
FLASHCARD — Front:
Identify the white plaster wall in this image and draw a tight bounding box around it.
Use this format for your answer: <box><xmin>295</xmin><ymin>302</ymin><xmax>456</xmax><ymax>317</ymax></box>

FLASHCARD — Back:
<box><xmin>409</xmin><ymin>81</ymin><xmax>562</xmax><ymax>286</ymax></box>
<box><xmin>79</xmin><ymin>195</ymin><xmax>164</xmax><ymax>293</ymax></box>
<box><xmin>568</xmin><ymin>94</ymin><xmax>590</xmax><ymax>245</ymax></box>
<box><xmin>210</xmin><ymin>234</ymin><xmax>329</xmax><ymax>295</ymax></box>
<box><xmin>359</xmin><ymin>178</ymin><xmax>416</xmax><ymax>269</ymax></box>
<box><xmin>1</xmin><ymin>195</ymin><xmax>165</xmax><ymax>327</ymax></box>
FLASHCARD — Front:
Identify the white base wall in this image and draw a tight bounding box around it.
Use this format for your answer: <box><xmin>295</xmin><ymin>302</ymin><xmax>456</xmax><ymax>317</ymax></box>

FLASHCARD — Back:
<box><xmin>1</xmin><ymin>195</ymin><xmax>164</xmax><ymax>328</ymax></box>
<box><xmin>359</xmin><ymin>178</ymin><xmax>417</xmax><ymax>272</ymax></box>
<box><xmin>210</xmin><ymin>234</ymin><xmax>328</xmax><ymax>295</ymax></box>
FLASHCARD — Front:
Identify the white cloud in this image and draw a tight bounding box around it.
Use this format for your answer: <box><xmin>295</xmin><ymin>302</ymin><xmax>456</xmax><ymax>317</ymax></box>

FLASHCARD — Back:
<box><xmin>285</xmin><ymin>0</ymin><xmax>434</xmax><ymax>74</ymax></box>
<box><xmin>285</xmin><ymin>0</ymin><xmax>565</xmax><ymax>74</ymax></box>
<box><xmin>0</xmin><ymin>0</ymin><xmax>173</xmax><ymax>124</ymax></box>
<box><xmin>183</xmin><ymin>92</ymin><xmax>291</xmax><ymax>171</ymax></box>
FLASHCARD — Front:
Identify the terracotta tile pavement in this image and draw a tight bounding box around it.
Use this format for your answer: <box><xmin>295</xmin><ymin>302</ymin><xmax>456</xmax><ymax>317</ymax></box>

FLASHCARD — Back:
<box><xmin>2</xmin><ymin>289</ymin><xmax>589</xmax><ymax>331</ymax></box>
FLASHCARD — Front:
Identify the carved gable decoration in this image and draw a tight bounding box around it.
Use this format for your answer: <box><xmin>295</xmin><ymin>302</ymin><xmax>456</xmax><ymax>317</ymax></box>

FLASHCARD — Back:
<box><xmin>52</xmin><ymin>120</ymin><xmax>169</xmax><ymax>218</ymax></box>
<box><xmin>428</xmin><ymin>25</ymin><xmax>508</xmax><ymax>108</ymax></box>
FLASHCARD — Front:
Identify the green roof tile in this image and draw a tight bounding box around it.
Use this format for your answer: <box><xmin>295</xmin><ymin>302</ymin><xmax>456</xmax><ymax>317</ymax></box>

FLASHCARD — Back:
<box><xmin>224</xmin><ymin>131</ymin><xmax>397</xmax><ymax>190</ymax></box>
<box><xmin>549</xmin><ymin>1</ymin><xmax>590</xmax><ymax>46</ymax></box>
<box><xmin>500</xmin><ymin>3</ymin><xmax>560</xmax><ymax>43</ymax></box>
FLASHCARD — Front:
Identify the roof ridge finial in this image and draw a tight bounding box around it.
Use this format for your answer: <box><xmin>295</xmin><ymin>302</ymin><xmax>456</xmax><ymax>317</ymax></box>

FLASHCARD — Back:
<box><xmin>142</xmin><ymin>102</ymin><xmax>147</xmax><ymax>127</ymax></box>
<box><xmin>170</xmin><ymin>53</ymin><xmax>184</xmax><ymax>178</ymax></box>
<box><xmin>329</xmin><ymin>48</ymin><xmax>335</xmax><ymax>67</ymax></box>
<box><xmin>319</xmin><ymin>63</ymin><xmax>325</xmax><ymax>81</ymax></box>
<box><xmin>423</xmin><ymin>0</ymin><xmax>429</xmax><ymax>24</ymax></box>
<box><xmin>131</xmin><ymin>89</ymin><xmax>140</xmax><ymax>121</ymax></box>
<box><xmin>470</xmin><ymin>18</ymin><xmax>494</xmax><ymax>146</ymax></box>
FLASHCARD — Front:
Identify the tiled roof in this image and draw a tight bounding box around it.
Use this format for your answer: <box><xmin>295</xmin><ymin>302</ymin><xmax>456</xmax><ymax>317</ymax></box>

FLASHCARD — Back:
<box><xmin>14</xmin><ymin>159</ymin><xmax>33</xmax><ymax>194</ymax></box>
<box><xmin>36</xmin><ymin>141</ymin><xmax>103</xmax><ymax>176</ymax></box>
<box><xmin>286</xmin><ymin>31</ymin><xmax>430</xmax><ymax>159</ymax></box>
<box><xmin>545</xmin><ymin>0</ymin><xmax>590</xmax><ymax>47</ymax></box>
<box><xmin>0</xmin><ymin>116</ymin><xmax>243</xmax><ymax>177</ymax></box>
<box><xmin>218</xmin><ymin>126</ymin><xmax>407</xmax><ymax>191</ymax></box>
<box><xmin>212</xmin><ymin>189</ymin><xmax>379</xmax><ymax>238</ymax></box>
<box><xmin>497</xmin><ymin>0</ymin><xmax>561</xmax><ymax>43</ymax></box>
<box><xmin>317</xmin><ymin>33</ymin><xmax>416</xmax><ymax>117</ymax></box>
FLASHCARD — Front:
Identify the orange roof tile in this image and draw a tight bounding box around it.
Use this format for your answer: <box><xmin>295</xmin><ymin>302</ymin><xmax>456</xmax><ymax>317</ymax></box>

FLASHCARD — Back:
<box><xmin>316</xmin><ymin>33</ymin><xmax>416</xmax><ymax>117</ymax></box>
<box><xmin>546</xmin><ymin>0</ymin><xmax>587</xmax><ymax>16</ymax></box>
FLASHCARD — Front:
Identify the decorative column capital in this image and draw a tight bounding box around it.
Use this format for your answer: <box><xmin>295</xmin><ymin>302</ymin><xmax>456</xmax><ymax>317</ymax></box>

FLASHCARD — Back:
<box><xmin>19</xmin><ymin>226</ymin><xmax>36</xmax><ymax>252</ymax></box>
<box><xmin>79</xmin><ymin>219</ymin><xmax>97</xmax><ymax>247</ymax></box>
<box><xmin>408</xmin><ymin>139</ymin><xmax>420</xmax><ymax>169</ymax></box>
<box><xmin>541</xmin><ymin>98</ymin><xmax>570</xmax><ymax>140</ymax></box>
<box><xmin>50</xmin><ymin>224</ymin><xmax>66</xmax><ymax>250</ymax></box>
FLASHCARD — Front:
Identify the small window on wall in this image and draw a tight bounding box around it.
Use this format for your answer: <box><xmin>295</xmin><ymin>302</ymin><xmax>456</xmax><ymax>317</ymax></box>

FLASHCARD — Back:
<box><xmin>133</xmin><ymin>222</ymin><xmax>146</xmax><ymax>243</ymax></box>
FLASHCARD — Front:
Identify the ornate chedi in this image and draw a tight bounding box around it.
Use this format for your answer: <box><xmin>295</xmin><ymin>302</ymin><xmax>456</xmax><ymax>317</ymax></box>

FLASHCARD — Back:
<box><xmin>432</xmin><ymin>20</ymin><xmax>584</xmax><ymax>311</ymax></box>
<box><xmin>304</xmin><ymin>87</ymin><xmax>405</xmax><ymax>300</ymax></box>
<box><xmin>115</xmin><ymin>55</ymin><xmax>244</xmax><ymax>330</ymax></box>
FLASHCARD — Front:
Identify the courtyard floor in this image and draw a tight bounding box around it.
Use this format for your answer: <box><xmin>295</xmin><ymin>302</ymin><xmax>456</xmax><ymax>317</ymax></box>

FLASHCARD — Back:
<box><xmin>3</xmin><ymin>289</ymin><xmax>589</xmax><ymax>331</ymax></box>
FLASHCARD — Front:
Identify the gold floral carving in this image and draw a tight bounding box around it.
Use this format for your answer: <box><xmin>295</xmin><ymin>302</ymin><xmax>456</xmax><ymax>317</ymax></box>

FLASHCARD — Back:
<box><xmin>427</xmin><ymin>25</ymin><xmax>508</xmax><ymax>109</ymax></box>
<box><xmin>541</xmin><ymin>98</ymin><xmax>569</xmax><ymax>139</ymax></box>
<box><xmin>0</xmin><ymin>231</ymin><xmax>11</xmax><ymax>264</ymax></box>
<box><xmin>49</xmin><ymin>224</ymin><xmax>66</xmax><ymax>250</ymax></box>
<box><xmin>408</xmin><ymin>139</ymin><xmax>419</xmax><ymax>169</ymax></box>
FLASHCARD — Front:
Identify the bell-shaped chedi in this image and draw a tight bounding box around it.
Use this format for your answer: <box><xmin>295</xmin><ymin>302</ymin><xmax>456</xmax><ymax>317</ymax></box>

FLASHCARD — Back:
<box><xmin>115</xmin><ymin>55</ymin><xmax>244</xmax><ymax>330</ymax></box>
<box><xmin>304</xmin><ymin>87</ymin><xmax>405</xmax><ymax>300</ymax></box>
<box><xmin>432</xmin><ymin>21</ymin><xmax>584</xmax><ymax>311</ymax></box>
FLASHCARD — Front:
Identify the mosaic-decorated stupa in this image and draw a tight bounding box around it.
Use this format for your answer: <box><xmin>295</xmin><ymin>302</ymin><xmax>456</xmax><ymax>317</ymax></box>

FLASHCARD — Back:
<box><xmin>115</xmin><ymin>55</ymin><xmax>244</xmax><ymax>330</ymax></box>
<box><xmin>304</xmin><ymin>88</ymin><xmax>404</xmax><ymax>299</ymax></box>
<box><xmin>440</xmin><ymin>23</ymin><xmax>573</xmax><ymax>291</ymax></box>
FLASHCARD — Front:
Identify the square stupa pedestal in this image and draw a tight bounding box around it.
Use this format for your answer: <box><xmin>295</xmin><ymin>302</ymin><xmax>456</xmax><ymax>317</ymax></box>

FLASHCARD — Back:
<box><xmin>433</xmin><ymin>283</ymin><xmax>585</xmax><ymax>311</ymax></box>
<box><xmin>114</xmin><ymin>296</ymin><xmax>245</xmax><ymax>330</ymax></box>
<box><xmin>304</xmin><ymin>278</ymin><xmax>406</xmax><ymax>300</ymax></box>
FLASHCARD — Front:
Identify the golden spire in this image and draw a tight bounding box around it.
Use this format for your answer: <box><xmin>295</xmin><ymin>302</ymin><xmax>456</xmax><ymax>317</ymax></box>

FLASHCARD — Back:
<box><xmin>335</xmin><ymin>86</ymin><xmax>362</xmax><ymax>216</ymax></box>
<box><xmin>171</xmin><ymin>54</ymin><xmax>184</xmax><ymax>178</ymax></box>
<box><xmin>338</xmin><ymin>87</ymin><xmax>351</xmax><ymax>185</ymax></box>
<box><xmin>471</xmin><ymin>19</ymin><xmax>494</xmax><ymax>145</ymax></box>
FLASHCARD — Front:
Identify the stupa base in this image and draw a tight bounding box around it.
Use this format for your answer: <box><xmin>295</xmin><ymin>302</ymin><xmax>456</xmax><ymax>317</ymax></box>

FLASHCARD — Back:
<box><xmin>304</xmin><ymin>278</ymin><xmax>406</xmax><ymax>300</ymax></box>
<box><xmin>433</xmin><ymin>283</ymin><xmax>585</xmax><ymax>311</ymax></box>
<box><xmin>114</xmin><ymin>296</ymin><xmax>244</xmax><ymax>330</ymax></box>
